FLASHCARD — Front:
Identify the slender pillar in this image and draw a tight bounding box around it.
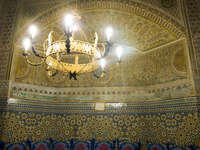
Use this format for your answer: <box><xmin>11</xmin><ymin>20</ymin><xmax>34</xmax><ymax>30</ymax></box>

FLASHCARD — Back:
<box><xmin>181</xmin><ymin>0</ymin><xmax>200</xmax><ymax>95</ymax></box>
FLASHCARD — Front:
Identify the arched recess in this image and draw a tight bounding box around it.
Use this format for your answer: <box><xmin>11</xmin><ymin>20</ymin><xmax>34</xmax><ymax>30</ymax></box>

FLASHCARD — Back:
<box><xmin>10</xmin><ymin>0</ymin><xmax>192</xmax><ymax>102</ymax></box>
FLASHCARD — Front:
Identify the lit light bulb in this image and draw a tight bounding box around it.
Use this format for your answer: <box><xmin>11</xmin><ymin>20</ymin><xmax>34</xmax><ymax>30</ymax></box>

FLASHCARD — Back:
<box><xmin>100</xmin><ymin>59</ymin><xmax>106</xmax><ymax>70</ymax></box>
<box><xmin>96</xmin><ymin>51</ymin><xmax>101</xmax><ymax>58</ymax></box>
<box><xmin>72</xmin><ymin>25</ymin><xmax>78</xmax><ymax>31</ymax></box>
<box><xmin>48</xmin><ymin>62</ymin><xmax>52</xmax><ymax>66</ymax></box>
<box><xmin>64</xmin><ymin>14</ymin><xmax>74</xmax><ymax>28</ymax></box>
<box><xmin>106</xmin><ymin>27</ymin><xmax>113</xmax><ymax>41</ymax></box>
<box><xmin>28</xmin><ymin>25</ymin><xmax>37</xmax><ymax>39</ymax></box>
<box><xmin>23</xmin><ymin>38</ymin><xmax>31</xmax><ymax>51</ymax></box>
<box><xmin>116</xmin><ymin>46</ymin><xmax>123</xmax><ymax>60</ymax></box>
<box><xmin>84</xmin><ymin>44</ymin><xmax>90</xmax><ymax>51</ymax></box>
<box><xmin>54</xmin><ymin>43</ymin><xmax>60</xmax><ymax>51</ymax></box>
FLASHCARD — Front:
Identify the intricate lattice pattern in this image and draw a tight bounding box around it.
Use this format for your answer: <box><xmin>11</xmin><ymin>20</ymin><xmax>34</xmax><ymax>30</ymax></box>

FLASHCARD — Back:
<box><xmin>0</xmin><ymin>110</ymin><xmax>199</xmax><ymax>146</ymax></box>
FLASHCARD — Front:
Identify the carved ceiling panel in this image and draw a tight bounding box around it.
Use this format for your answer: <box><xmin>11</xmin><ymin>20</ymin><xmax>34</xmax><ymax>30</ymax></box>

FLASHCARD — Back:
<box><xmin>79</xmin><ymin>10</ymin><xmax>177</xmax><ymax>51</ymax></box>
<box><xmin>20</xmin><ymin>0</ymin><xmax>182</xmax><ymax>24</ymax></box>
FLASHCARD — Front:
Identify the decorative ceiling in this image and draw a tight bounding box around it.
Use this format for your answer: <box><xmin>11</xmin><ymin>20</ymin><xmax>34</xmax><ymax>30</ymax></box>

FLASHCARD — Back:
<box><xmin>10</xmin><ymin>0</ymin><xmax>193</xmax><ymax>102</ymax></box>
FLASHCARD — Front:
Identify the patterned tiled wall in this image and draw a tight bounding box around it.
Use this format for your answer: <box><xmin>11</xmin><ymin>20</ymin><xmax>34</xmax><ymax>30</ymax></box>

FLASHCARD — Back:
<box><xmin>0</xmin><ymin>97</ymin><xmax>200</xmax><ymax>148</ymax></box>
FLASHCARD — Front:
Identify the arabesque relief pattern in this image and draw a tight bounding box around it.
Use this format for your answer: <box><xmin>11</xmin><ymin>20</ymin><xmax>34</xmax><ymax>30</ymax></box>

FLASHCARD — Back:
<box><xmin>19</xmin><ymin>0</ymin><xmax>184</xmax><ymax>37</ymax></box>
<box><xmin>183</xmin><ymin>0</ymin><xmax>200</xmax><ymax>95</ymax></box>
<box><xmin>10</xmin><ymin>0</ymin><xmax>192</xmax><ymax>101</ymax></box>
<box><xmin>12</xmin><ymin>0</ymin><xmax>187</xmax><ymax>88</ymax></box>
<box><xmin>15</xmin><ymin>39</ymin><xmax>188</xmax><ymax>87</ymax></box>
<box><xmin>13</xmin><ymin>39</ymin><xmax>191</xmax><ymax>102</ymax></box>
<box><xmin>0</xmin><ymin>0</ymin><xmax>18</xmax><ymax>98</ymax></box>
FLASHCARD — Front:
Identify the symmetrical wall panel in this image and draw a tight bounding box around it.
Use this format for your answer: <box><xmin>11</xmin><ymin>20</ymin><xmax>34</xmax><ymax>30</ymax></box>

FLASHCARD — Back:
<box><xmin>0</xmin><ymin>0</ymin><xmax>18</xmax><ymax>98</ymax></box>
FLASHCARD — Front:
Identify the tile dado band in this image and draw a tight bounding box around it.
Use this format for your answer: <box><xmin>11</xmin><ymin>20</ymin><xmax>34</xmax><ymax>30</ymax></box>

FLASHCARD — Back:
<box><xmin>0</xmin><ymin>109</ymin><xmax>199</xmax><ymax>146</ymax></box>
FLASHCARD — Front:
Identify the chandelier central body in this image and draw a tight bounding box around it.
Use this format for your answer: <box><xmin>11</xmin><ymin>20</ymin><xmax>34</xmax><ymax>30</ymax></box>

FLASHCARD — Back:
<box><xmin>45</xmin><ymin>34</ymin><xmax>104</xmax><ymax>74</ymax></box>
<box><xmin>22</xmin><ymin>13</ymin><xmax>123</xmax><ymax>80</ymax></box>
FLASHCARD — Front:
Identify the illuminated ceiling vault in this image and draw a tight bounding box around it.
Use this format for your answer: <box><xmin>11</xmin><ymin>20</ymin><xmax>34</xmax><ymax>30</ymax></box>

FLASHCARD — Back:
<box><xmin>10</xmin><ymin>0</ymin><xmax>192</xmax><ymax>102</ymax></box>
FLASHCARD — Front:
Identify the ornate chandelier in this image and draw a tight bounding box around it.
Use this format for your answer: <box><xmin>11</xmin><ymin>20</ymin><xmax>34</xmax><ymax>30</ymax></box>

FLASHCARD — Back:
<box><xmin>22</xmin><ymin>14</ymin><xmax>123</xmax><ymax>80</ymax></box>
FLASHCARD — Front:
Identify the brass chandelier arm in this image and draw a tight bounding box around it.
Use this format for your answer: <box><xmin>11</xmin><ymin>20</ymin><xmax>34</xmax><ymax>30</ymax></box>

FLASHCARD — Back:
<box><xmin>21</xmin><ymin>15</ymin><xmax>118</xmax><ymax>81</ymax></box>
<box><xmin>25</xmin><ymin>56</ymin><xmax>46</xmax><ymax>66</ymax></box>
<box><xmin>32</xmin><ymin>46</ymin><xmax>46</xmax><ymax>58</ymax></box>
<box><xmin>102</xmin><ymin>41</ymin><xmax>112</xmax><ymax>58</ymax></box>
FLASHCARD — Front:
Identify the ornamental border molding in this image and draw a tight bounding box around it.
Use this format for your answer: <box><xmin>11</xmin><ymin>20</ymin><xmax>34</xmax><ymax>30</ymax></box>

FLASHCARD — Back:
<box><xmin>4</xmin><ymin>96</ymin><xmax>200</xmax><ymax>114</ymax></box>
<box><xmin>10</xmin><ymin>79</ymin><xmax>192</xmax><ymax>102</ymax></box>
<box><xmin>15</xmin><ymin>0</ymin><xmax>185</xmax><ymax>41</ymax></box>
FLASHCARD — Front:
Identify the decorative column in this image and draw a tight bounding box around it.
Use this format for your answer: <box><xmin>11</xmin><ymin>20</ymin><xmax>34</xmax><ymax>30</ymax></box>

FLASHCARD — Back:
<box><xmin>182</xmin><ymin>0</ymin><xmax>200</xmax><ymax>95</ymax></box>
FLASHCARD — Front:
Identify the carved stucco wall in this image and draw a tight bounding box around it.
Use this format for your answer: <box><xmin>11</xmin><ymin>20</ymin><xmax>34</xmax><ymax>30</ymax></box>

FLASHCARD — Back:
<box><xmin>0</xmin><ymin>0</ymin><xmax>18</xmax><ymax>98</ymax></box>
<box><xmin>10</xmin><ymin>0</ymin><xmax>193</xmax><ymax>102</ymax></box>
<box><xmin>0</xmin><ymin>0</ymin><xmax>200</xmax><ymax>148</ymax></box>
<box><xmin>183</xmin><ymin>0</ymin><xmax>200</xmax><ymax>95</ymax></box>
